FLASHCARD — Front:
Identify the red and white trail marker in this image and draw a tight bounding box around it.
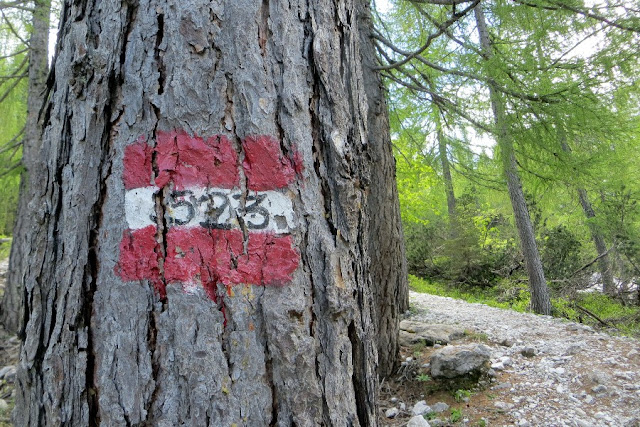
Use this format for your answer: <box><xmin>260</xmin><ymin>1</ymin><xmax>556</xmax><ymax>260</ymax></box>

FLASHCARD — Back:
<box><xmin>116</xmin><ymin>130</ymin><xmax>302</xmax><ymax>300</ymax></box>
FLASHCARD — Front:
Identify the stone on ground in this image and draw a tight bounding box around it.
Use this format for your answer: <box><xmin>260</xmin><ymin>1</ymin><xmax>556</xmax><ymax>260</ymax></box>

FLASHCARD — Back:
<box><xmin>411</xmin><ymin>400</ymin><xmax>431</xmax><ymax>416</ymax></box>
<box><xmin>430</xmin><ymin>344</ymin><xmax>491</xmax><ymax>379</ymax></box>
<box><xmin>407</xmin><ymin>415</ymin><xmax>431</xmax><ymax>427</ymax></box>
<box><xmin>431</xmin><ymin>402</ymin><xmax>449</xmax><ymax>413</ymax></box>
<box><xmin>385</xmin><ymin>407</ymin><xmax>399</xmax><ymax>418</ymax></box>
<box><xmin>399</xmin><ymin>320</ymin><xmax>465</xmax><ymax>347</ymax></box>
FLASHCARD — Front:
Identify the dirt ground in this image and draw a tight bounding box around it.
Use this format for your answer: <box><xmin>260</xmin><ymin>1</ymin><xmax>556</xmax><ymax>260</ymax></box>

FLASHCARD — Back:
<box><xmin>378</xmin><ymin>335</ymin><xmax>515</xmax><ymax>426</ymax></box>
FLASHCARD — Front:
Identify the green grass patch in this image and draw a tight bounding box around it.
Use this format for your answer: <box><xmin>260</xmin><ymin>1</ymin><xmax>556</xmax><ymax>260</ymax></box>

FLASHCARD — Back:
<box><xmin>0</xmin><ymin>236</ymin><xmax>11</xmax><ymax>260</ymax></box>
<box><xmin>409</xmin><ymin>275</ymin><xmax>516</xmax><ymax>310</ymax></box>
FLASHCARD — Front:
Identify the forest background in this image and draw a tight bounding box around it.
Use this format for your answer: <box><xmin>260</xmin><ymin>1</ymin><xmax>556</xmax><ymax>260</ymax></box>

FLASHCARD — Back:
<box><xmin>1</xmin><ymin>0</ymin><xmax>639</xmax><ymax>333</ymax></box>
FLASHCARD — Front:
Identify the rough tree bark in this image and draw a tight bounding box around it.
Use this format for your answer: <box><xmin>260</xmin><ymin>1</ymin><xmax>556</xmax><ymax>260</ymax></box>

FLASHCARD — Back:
<box><xmin>474</xmin><ymin>4</ymin><xmax>551</xmax><ymax>315</ymax></box>
<box><xmin>0</xmin><ymin>0</ymin><xmax>51</xmax><ymax>333</ymax></box>
<box><xmin>14</xmin><ymin>0</ymin><xmax>406</xmax><ymax>425</ymax></box>
<box><xmin>359</xmin><ymin>8</ymin><xmax>408</xmax><ymax>379</ymax></box>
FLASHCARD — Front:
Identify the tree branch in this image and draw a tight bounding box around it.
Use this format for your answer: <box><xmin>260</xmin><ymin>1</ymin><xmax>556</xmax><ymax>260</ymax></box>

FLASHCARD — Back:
<box><xmin>0</xmin><ymin>47</ymin><xmax>28</xmax><ymax>60</ymax></box>
<box><xmin>1</xmin><ymin>9</ymin><xmax>30</xmax><ymax>46</ymax></box>
<box><xmin>0</xmin><ymin>126</ymin><xmax>24</xmax><ymax>155</ymax></box>
<box><xmin>373</xmin><ymin>0</ymin><xmax>480</xmax><ymax>71</ymax></box>
<box><xmin>408</xmin><ymin>0</ymin><xmax>476</xmax><ymax>4</ymax></box>
<box><xmin>516</xmin><ymin>0</ymin><xmax>640</xmax><ymax>33</ymax></box>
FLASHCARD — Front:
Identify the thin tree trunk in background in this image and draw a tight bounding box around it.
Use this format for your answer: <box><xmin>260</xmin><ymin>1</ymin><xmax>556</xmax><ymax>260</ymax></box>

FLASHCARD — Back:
<box><xmin>435</xmin><ymin>110</ymin><xmax>458</xmax><ymax>237</ymax></box>
<box><xmin>0</xmin><ymin>0</ymin><xmax>51</xmax><ymax>334</ymax></box>
<box><xmin>14</xmin><ymin>0</ymin><xmax>404</xmax><ymax>424</ymax></box>
<box><xmin>577</xmin><ymin>189</ymin><xmax>616</xmax><ymax>295</ymax></box>
<box><xmin>557</xmin><ymin>136</ymin><xmax>616</xmax><ymax>296</ymax></box>
<box><xmin>474</xmin><ymin>4</ymin><xmax>551</xmax><ymax>315</ymax></box>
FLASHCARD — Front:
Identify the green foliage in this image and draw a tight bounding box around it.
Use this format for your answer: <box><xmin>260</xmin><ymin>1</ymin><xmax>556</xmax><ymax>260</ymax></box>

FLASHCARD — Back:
<box><xmin>539</xmin><ymin>225</ymin><xmax>584</xmax><ymax>280</ymax></box>
<box><xmin>453</xmin><ymin>389</ymin><xmax>472</xmax><ymax>403</ymax></box>
<box><xmin>449</xmin><ymin>408</ymin><xmax>463</xmax><ymax>423</ymax></box>
<box><xmin>382</xmin><ymin>0</ymin><xmax>640</xmax><ymax>322</ymax></box>
<box><xmin>463</xmin><ymin>330</ymin><xmax>488</xmax><ymax>343</ymax></box>
<box><xmin>416</xmin><ymin>373</ymin><xmax>431</xmax><ymax>382</ymax></box>
<box><xmin>0</xmin><ymin>7</ymin><xmax>29</xmax><ymax>237</ymax></box>
<box><xmin>0</xmin><ymin>238</ymin><xmax>11</xmax><ymax>260</ymax></box>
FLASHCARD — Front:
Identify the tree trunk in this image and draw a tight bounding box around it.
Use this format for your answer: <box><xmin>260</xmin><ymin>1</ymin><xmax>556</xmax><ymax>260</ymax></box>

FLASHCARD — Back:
<box><xmin>435</xmin><ymin>110</ymin><xmax>458</xmax><ymax>237</ymax></box>
<box><xmin>474</xmin><ymin>4</ymin><xmax>551</xmax><ymax>315</ymax></box>
<box><xmin>558</xmin><ymin>137</ymin><xmax>615</xmax><ymax>295</ymax></box>
<box><xmin>15</xmin><ymin>0</ymin><xmax>405</xmax><ymax>425</ymax></box>
<box><xmin>577</xmin><ymin>189</ymin><xmax>616</xmax><ymax>294</ymax></box>
<box><xmin>0</xmin><ymin>0</ymin><xmax>51</xmax><ymax>334</ymax></box>
<box><xmin>358</xmin><ymin>9</ymin><xmax>408</xmax><ymax>378</ymax></box>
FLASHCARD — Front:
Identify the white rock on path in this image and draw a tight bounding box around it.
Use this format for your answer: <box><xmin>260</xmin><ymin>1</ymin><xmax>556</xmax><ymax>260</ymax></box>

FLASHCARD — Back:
<box><xmin>411</xmin><ymin>400</ymin><xmax>431</xmax><ymax>416</ymax></box>
<box><xmin>385</xmin><ymin>407</ymin><xmax>399</xmax><ymax>418</ymax></box>
<box><xmin>406</xmin><ymin>415</ymin><xmax>431</xmax><ymax>427</ymax></box>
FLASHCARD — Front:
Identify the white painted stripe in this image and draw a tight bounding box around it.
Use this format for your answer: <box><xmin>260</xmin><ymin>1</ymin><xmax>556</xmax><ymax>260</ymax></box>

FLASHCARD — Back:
<box><xmin>124</xmin><ymin>186</ymin><xmax>296</xmax><ymax>234</ymax></box>
<box><xmin>124</xmin><ymin>187</ymin><xmax>157</xmax><ymax>230</ymax></box>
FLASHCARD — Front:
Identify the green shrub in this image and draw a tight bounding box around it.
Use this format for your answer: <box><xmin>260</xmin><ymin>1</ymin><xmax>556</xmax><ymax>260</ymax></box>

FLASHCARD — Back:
<box><xmin>539</xmin><ymin>225</ymin><xmax>584</xmax><ymax>281</ymax></box>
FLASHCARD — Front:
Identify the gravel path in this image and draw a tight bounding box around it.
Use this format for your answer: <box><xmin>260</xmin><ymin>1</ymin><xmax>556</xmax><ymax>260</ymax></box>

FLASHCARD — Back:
<box><xmin>408</xmin><ymin>291</ymin><xmax>640</xmax><ymax>427</ymax></box>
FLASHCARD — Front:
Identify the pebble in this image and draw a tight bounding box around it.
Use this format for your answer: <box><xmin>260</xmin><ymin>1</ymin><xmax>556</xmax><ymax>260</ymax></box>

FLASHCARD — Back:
<box><xmin>407</xmin><ymin>415</ymin><xmax>431</xmax><ymax>427</ymax></box>
<box><xmin>385</xmin><ymin>407</ymin><xmax>399</xmax><ymax>418</ymax></box>
<box><xmin>0</xmin><ymin>399</ymin><xmax>7</xmax><ymax>411</ymax></box>
<box><xmin>494</xmin><ymin>401</ymin><xmax>512</xmax><ymax>411</ymax></box>
<box><xmin>412</xmin><ymin>400</ymin><xmax>431</xmax><ymax>416</ymax></box>
<box><xmin>431</xmin><ymin>402</ymin><xmax>449</xmax><ymax>413</ymax></box>
<box><xmin>492</xmin><ymin>381</ymin><xmax>512</xmax><ymax>390</ymax></box>
<box><xmin>0</xmin><ymin>365</ymin><xmax>15</xmax><ymax>380</ymax></box>
<box><xmin>0</xmin><ymin>365</ymin><xmax>16</xmax><ymax>382</ymax></box>
<box><xmin>592</xmin><ymin>384</ymin><xmax>607</xmax><ymax>393</ymax></box>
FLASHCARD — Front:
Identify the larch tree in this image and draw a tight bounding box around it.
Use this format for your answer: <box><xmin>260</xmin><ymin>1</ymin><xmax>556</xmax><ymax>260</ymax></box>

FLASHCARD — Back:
<box><xmin>473</xmin><ymin>4</ymin><xmax>551</xmax><ymax>314</ymax></box>
<box><xmin>1</xmin><ymin>0</ymin><xmax>51</xmax><ymax>334</ymax></box>
<box><xmin>14</xmin><ymin>0</ymin><xmax>407</xmax><ymax>424</ymax></box>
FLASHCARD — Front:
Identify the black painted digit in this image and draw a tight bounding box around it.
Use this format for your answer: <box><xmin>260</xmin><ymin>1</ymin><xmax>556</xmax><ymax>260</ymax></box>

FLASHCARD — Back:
<box><xmin>244</xmin><ymin>194</ymin><xmax>270</xmax><ymax>230</ymax></box>
<box><xmin>169</xmin><ymin>190</ymin><xmax>195</xmax><ymax>226</ymax></box>
<box><xmin>199</xmin><ymin>192</ymin><xmax>232</xmax><ymax>229</ymax></box>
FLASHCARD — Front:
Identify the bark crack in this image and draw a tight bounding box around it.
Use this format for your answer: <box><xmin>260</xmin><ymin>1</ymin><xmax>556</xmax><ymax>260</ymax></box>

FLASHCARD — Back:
<box><xmin>155</xmin><ymin>11</ymin><xmax>165</xmax><ymax>95</ymax></box>
<box><xmin>258</xmin><ymin>0</ymin><xmax>270</xmax><ymax>57</ymax></box>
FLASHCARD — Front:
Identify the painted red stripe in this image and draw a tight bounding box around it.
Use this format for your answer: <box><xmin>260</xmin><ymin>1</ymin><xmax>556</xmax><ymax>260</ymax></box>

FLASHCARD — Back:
<box><xmin>124</xmin><ymin>133</ymin><xmax>302</xmax><ymax>191</ymax></box>
<box><xmin>115</xmin><ymin>226</ymin><xmax>166</xmax><ymax>297</ymax></box>
<box><xmin>123</xmin><ymin>141</ymin><xmax>154</xmax><ymax>190</ymax></box>
<box><xmin>154</xmin><ymin>130</ymin><xmax>239</xmax><ymax>190</ymax></box>
<box><xmin>242</xmin><ymin>135</ymin><xmax>298</xmax><ymax>191</ymax></box>
<box><xmin>117</xmin><ymin>226</ymin><xmax>299</xmax><ymax>297</ymax></box>
<box><xmin>164</xmin><ymin>228</ymin><xmax>298</xmax><ymax>287</ymax></box>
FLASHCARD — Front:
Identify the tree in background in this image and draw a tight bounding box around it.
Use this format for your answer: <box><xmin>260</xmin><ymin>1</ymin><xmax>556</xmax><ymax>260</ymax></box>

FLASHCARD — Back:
<box><xmin>375</xmin><ymin>0</ymin><xmax>640</xmax><ymax>309</ymax></box>
<box><xmin>0</xmin><ymin>0</ymin><xmax>51</xmax><ymax>333</ymax></box>
<box><xmin>0</xmin><ymin>2</ymin><xmax>30</xmax><ymax>238</ymax></box>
